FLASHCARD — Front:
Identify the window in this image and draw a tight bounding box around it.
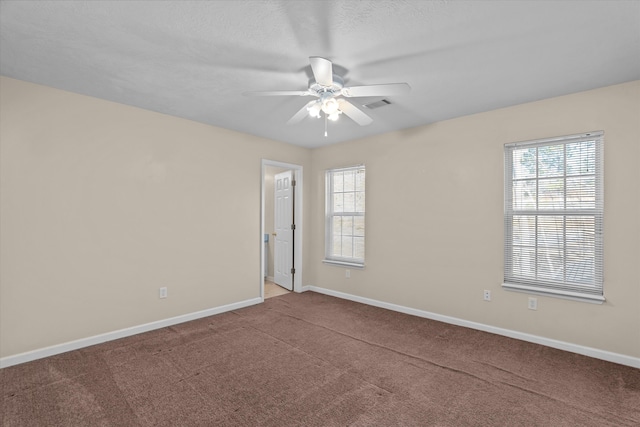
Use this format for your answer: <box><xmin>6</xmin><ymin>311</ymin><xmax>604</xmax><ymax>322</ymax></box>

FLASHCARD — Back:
<box><xmin>503</xmin><ymin>132</ymin><xmax>604</xmax><ymax>302</ymax></box>
<box><xmin>324</xmin><ymin>166</ymin><xmax>365</xmax><ymax>267</ymax></box>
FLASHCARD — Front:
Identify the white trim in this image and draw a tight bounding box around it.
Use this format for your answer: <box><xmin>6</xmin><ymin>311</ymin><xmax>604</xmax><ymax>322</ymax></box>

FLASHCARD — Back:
<box><xmin>325</xmin><ymin>165</ymin><xmax>366</xmax><ymax>264</ymax></box>
<box><xmin>505</xmin><ymin>130</ymin><xmax>603</xmax><ymax>148</ymax></box>
<box><xmin>261</xmin><ymin>159</ymin><xmax>304</xmax><ymax>298</ymax></box>
<box><xmin>266</xmin><ymin>276</ymin><xmax>275</xmax><ymax>283</ymax></box>
<box><xmin>322</xmin><ymin>259</ymin><xmax>365</xmax><ymax>269</ymax></box>
<box><xmin>0</xmin><ymin>297</ymin><xmax>262</xmax><ymax>369</ymax></box>
<box><xmin>303</xmin><ymin>286</ymin><xmax>640</xmax><ymax>369</ymax></box>
<box><xmin>502</xmin><ymin>282</ymin><xmax>605</xmax><ymax>304</ymax></box>
<box><xmin>324</xmin><ymin>164</ymin><xmax>365</xmax><ymax>173</ymax></box>
<box><xmin>503</xmin><ymin>132</ymin><xmax>604</xmax><ymax>299</ymax></box>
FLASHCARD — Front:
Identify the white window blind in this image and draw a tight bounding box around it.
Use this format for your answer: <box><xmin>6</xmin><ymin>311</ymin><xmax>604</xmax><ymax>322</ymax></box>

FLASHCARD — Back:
<box><xmin>324</xmin><ymin>166</ymin><xmax>365</xmax><ymax>267</ymax></box>
<box><xmin>503</xmin><ymin>132</ymin><xmax>604</xmax><ymax>302</ymax></box>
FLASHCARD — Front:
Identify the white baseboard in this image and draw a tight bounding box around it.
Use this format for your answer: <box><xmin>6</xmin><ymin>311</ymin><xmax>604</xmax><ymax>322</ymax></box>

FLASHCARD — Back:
<box><xmin>0</xmin><ymin>297</ymin><xmax>263</xmax><ymax>369</ymax></box>
<box><xmin>5</xmin><ymin>288</ymin><xmax>637</xmax><ymax>370</ymax></box>
<box><xmin>266</xmin><ymin>276</ymin><xmax>275</xmax><ymax>282</ymax></box>
<box><xmin>304</xmin><ymin>286</ymin><xmax>640</xmax><ymax>369</ymax></box>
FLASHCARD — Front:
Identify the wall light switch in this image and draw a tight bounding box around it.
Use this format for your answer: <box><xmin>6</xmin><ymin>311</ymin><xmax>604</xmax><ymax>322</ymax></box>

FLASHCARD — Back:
<box><xmin>345</xmin><ymin>269</ymin><xmax>351</xmax><ymax>278</ymax></box>
<box><xmin>159</xmin><ymin>287</ymin><xmax>168</xmax><ymax>299</ymax></box>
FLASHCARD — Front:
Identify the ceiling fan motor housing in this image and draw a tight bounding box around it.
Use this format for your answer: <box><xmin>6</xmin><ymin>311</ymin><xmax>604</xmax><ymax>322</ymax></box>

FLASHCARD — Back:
<box><xmin>309</xmin><ymin>75</ymin><xmax>344</xmax><ymax>97</ymax></box>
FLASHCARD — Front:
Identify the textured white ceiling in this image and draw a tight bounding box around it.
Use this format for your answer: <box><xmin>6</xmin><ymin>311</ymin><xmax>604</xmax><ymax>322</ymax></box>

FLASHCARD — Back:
<box><xmin>1</xmin><ymin>0</ymin><xmax>639</xmax><ymax>148</ymax></box>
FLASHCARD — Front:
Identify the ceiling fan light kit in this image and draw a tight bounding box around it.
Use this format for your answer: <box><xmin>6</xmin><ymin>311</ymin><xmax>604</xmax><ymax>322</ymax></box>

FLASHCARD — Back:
<box><xmin>245</xmin><ymin>56</ymin><xmax>410</xmax><ymax>137</ymax></box>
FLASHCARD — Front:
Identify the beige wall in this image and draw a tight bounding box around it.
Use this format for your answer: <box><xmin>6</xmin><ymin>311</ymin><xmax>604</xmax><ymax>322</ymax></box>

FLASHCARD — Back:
<box><xmin>310</xmin><ymin>80</ymin><xmax>640</xmax><ymax>358</ymax></box>
<box><xmin>1</xmin><ymin>76</ymin><xmax>638</xmax><ymax>361</ymax></box>
<box><xmin>0</xmin><ymin>77</ymin><xmax>311</xmax><ymax>357</ymax></box>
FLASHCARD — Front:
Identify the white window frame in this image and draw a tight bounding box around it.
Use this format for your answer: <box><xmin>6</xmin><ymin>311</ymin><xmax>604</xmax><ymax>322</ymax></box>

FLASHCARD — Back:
<box><xmin>324</xmin><ymin>165</ymin><xmax>365</xmax><ymax>268</ymax></box>
<box><xmin>503</xmin><ymin>131</ymin><xmax>604</xmax><ymax>303</ymax></box>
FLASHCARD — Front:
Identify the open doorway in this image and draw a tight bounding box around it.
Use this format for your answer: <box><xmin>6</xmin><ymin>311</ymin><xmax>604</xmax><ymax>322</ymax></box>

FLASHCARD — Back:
<box><xmin>261</xmin><ymin>160</ymin><xmax>303</xmax><ymax>300</ymax></box>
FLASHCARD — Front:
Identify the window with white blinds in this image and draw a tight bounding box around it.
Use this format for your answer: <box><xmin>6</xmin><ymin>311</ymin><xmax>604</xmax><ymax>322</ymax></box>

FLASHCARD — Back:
<box><xmin>324</xmin><ymin>166</ymin><xmax>365</xmax><ymax>267</ymax></box>
<box><xmin>503</xmin><ymin>132</ymin><xmax>604</xmax><ymax>302</ymax></box>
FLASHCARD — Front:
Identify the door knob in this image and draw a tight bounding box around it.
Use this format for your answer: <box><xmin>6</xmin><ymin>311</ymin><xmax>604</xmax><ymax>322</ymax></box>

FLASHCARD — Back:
<box><xmin>272</xmin><ymin>233</ymin><xmax>277</xmax><ymax>236</ymax></box>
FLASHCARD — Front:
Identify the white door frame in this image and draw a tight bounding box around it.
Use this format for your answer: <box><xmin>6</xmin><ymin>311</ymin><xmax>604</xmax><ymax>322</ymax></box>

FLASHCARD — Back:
<box><xmin>261</xmin><ymin>159</ymin><xmax>303</xmax><ymax>299</ymax></box>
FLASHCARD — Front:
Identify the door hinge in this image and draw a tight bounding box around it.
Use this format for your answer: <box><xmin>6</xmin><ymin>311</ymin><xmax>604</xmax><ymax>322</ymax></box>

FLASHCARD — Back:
<box><xmin>291</xmin><ymin>224</ymin><xmax>296</xmax><ymax>230</ymax></box>
<box><xmin>291</xmin><ymin>179</ymin><xmax>296</xmax><ymax>187</ymax></box>
<box><xmin>290</xmin><ymin>267</ymin><xmax>296</xmax><ymax>274</ymax></box>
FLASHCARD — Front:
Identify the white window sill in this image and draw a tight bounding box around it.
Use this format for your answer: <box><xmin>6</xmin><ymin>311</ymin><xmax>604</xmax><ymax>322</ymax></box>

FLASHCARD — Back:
<box><xmin>323</xmin><ymin>259</ymin><xmax>365</xmax><ymax>269</ymax></box>
<box><xmin>502</xmin><ymin>282</ymin><xmax>605</xmax><ymax>304</ymax></box>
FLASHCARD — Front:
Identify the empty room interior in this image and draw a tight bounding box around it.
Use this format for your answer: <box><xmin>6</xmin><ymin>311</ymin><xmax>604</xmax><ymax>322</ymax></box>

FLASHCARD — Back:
<box><xmin>1</xmin><ymin>1</ymin><xmax>639</xmax><ymax>426</ymax></box>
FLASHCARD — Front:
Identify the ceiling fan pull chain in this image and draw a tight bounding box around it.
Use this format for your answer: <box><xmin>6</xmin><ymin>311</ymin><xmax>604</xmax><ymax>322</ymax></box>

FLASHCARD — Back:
<box><xmin>324</xmin><ymin>113</ymin><xmax>328</xmax><ymax>137</ymax></box>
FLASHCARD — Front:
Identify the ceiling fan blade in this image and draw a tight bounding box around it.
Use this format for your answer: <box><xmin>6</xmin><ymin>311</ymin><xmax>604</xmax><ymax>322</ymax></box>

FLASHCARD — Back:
<box><xmin>341</xmin><ymin>83</ymin><xmax>411</xmax><ymax>98</ymax></box>
<box><xmin>287</xmin><ymin>101</ymin><xmax>316</xmax><ymax>125</ymax></box>
<box><xmin>338</xmin><ymin>99</ymin><xmax>373</xmax><ymax>126</ymax></box>
<box><xmin>243</xmin><ymin>90</ymin><xmax>310</xmax><ymax>96</ymax></box>
<box><xmin>309</xmin><ymin>56</ymin><xmax>333</xmax><ymax>86</ymax></box>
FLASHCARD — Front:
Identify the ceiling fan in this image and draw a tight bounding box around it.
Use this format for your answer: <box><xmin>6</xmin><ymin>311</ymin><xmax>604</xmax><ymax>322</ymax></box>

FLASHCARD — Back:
<box><xmin>244</xmin><ymin>57</ymin><xmax>410</xmax><ymax>136</ymax></box>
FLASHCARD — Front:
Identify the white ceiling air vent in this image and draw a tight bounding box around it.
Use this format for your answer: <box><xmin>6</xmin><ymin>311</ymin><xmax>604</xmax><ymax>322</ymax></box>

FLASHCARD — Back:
<box><xmin>363</xmin><ymin>99</ymin><xmax>392</xmax><ymax>109</ymax></box>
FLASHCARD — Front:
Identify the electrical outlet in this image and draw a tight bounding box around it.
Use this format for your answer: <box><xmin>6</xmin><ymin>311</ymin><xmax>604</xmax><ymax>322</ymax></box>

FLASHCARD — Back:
<box><xmin>159</xmin><ymin>287</ymin><xmax>168</xmax><ymax>299</ymax></box>
<box><xmin>483</xmin><ymin>290</ymin><xmax>491</xmax><ymax>301</ymax></box>
<box><xmin>345</xmin><ymin>269</ymin><xmax>351</xmax><ymax>278</ymax></box>
<box><xmin>528</xmin><ymin>297</ymin><xmax>537</xmax><ymax>310</ymax></box>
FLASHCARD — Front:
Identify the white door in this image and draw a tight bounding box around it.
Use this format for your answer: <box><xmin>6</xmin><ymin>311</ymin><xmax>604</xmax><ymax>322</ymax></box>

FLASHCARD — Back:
<box><xmin>273</xmin><ymin>170</ymin><xmax>293</xmax><ymax>290</ymax></box>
